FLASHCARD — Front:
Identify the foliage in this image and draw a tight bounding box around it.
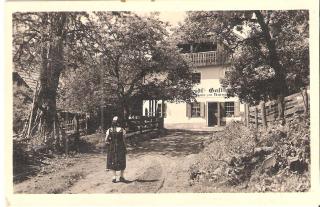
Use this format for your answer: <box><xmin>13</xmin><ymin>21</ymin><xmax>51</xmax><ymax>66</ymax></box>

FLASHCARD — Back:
<box><xmin>189</xmin><ymin>122</ymin><xmax>256</xmax><ymax>186</ymax></box>
<box><xmin>58</xmin><ymin>12</ymin><xmax>195</xmax><ymax>117</ymax></box>
<box><xmin>189</xmin><ymin>115</ymin><xmax>310</xmax><ymax>192</ymax></box>
<box><xmin>13</xmin><ymin>12</ymin><xmax>89</xmax><ymax>73</ymax></box>
<box><xmin>177</xmin><ymin>11</ymin><xmax>309</xmax><ymax>104</ymax></box>
<box><xmin>57</xmin><ymin>66</ymin><xmax>103</xmax><ymax>113</ymax></box>
<box><xmin>13</xmin><ymin>82</ymin><xmax>33</xmax><ymax>134</ymax></box>
<box><xmin>13</xmin><ymin>11</ymin><xmax>195</xmax><ymax>149</ymax></box>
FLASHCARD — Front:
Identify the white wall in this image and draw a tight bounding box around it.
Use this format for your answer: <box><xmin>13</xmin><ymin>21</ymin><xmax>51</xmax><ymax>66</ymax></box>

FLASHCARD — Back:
<box><xmin>142</xmin><ymin>65</ymin><xmax>245</xmax><ymax>127</ymax></box>
<box><xmin>164</xmin><ymin>102</ymin><xmax>206</xmax><ymax>124</ymax></box>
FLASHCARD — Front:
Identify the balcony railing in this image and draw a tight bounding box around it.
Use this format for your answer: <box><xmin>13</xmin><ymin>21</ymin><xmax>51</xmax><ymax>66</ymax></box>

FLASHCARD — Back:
<box><xmin>182</xmin><ymin>51</ymin><xmax>217</xmax><ymax>67</ymax></box>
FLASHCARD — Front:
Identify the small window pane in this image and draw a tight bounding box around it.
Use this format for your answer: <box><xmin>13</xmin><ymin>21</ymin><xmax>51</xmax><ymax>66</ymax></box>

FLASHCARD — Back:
<box><xmin>225</xmin><ymin>102</ymin><xmax>234</xmax><ymax>117</ymax></box>
<box><xmin>191</xmin><ymin>102</ymin><xmax>201</xmax><ymax>117</ymax></box>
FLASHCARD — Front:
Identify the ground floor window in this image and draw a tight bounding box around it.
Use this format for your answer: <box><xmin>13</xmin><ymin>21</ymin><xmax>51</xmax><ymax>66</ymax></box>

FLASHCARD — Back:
<box><xmin>225</xmin><ymin>102</ymin><xmax>234</xmax><ymax>117</ymax></box>
<box><xmin>191</xmin><ymin>102</ymin><xmax>201</xmax><ymax>117</ymax></box>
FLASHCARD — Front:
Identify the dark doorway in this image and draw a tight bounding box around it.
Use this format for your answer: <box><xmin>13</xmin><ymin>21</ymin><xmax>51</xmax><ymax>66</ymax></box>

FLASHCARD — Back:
<box><xmin>208</xmin><ymin>102</ymin><xmax>218</xmax><ymax>126</ymax></box>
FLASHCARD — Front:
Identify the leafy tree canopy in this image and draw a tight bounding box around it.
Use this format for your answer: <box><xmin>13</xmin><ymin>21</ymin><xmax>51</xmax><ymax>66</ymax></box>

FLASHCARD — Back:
<box><xmin>177</xmin><ymin>11</ymin><xmax>309</xmax><ymax>104</ymax></box>
<box><xmin>58</xmin><ymin>12</ymin><xmax>195</xmax><ymax>117</ymax></box>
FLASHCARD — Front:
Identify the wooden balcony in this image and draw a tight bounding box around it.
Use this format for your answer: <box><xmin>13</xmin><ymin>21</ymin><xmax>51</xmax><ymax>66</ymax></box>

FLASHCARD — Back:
<box><xmin>182</xmin><ymin>51</ymin><xmax>217</xmax><ymax>67</ymax></box>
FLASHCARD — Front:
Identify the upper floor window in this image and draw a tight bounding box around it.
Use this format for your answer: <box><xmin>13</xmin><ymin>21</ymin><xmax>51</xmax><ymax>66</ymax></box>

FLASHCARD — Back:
<box><xmin>191</xmin><ymin>72</ymin><xmax>201</xmax><ymax>84</ymax></box>
<box><xmin>177</xmin><ymin>42</ymin><xmax>217</xmax><ymax>53</ymax></box>
<box><xmin>177</xmin><ymin>43</ymin><xmax>191</xmax><ymax>53</ymax></box>
<box><xmin>193</xmin><ymin>42</ymin><xmax>217</xmax><ymax>53</ymax></box>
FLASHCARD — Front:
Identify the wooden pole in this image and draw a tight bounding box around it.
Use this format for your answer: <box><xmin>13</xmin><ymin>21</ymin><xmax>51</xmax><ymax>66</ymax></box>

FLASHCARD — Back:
<box><xmin>53</xmin><ymin>117</ymin><xmax>56</xmax><ymax>149</ymax></box>
<box><xmin>244</xmin><ymin>103</ymin><xmax>247</xmax><ymax>126</ymax></box>
<box><xmin>152</xmin><ymin>100</ymin><xmax>155</xmax><ymax>116</ymax></box>
<box><xmin>151</xmin><ymin>100</ymin><xmax>154</xmax><ymax>117</ymax></box>
<box><xmin>140</xmin><ymin>117</ymin><xmax>143</xmax><ymax>134</ymax></box>
<box><xmin>277</xmin><ymin>95</ymin><xmax>285</xmax><ymax>121</ymax></box>
<box><xmin>302</xmin><ymin>88</ymin><xmax>309</xmax><ymax>116</ymax></box>
<box><xmin>260</xmin><ymin>101</ymin><xmax>267</xmax><ymax>130</ymax></box>
<box><xmin>27</xmin><ymin>81</ymin><xmax>39</xmax><ymax>138</ymax></box>
<box><xmin>85</xmin><ymin>113</ymin><xmax>88</xmax><ymax>135</ymax></box>
<box><xmin>100</xmin><ymin>106</ymin><xmax>104</xmax><ymax>132</ymax></box>
<box><xmin>217</xmin><ymin>102</ymin><xmax>221</xmax><ymax>126</ymax></box>
<box><xmin>246</xmin><ymin>104</ymin><xmax>250</xmax><ymax>127</ymax></box>
<box><xmin>161</xmin><ymin>100</ymin><xmax>165</xmax><ymax>117</ymax></box>
<box><xmin>254</xmin><ymin>106</ymin><xmax>258</xmax><ymax>129</ymax></box>
<box><xmin>65</xmin><ymin>112</ymin><xmax>69</xmax><ymax>155</ymax></box>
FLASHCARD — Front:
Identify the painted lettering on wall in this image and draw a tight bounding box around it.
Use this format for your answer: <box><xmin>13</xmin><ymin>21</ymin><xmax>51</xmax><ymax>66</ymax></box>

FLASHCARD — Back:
<box><xmin>193</xmin><ymin>87</ymin><xmax>227</xmax><ymax>97</ymax></box>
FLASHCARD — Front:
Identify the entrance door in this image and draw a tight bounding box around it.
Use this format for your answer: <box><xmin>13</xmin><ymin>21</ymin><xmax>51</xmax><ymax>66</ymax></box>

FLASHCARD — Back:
<box><xmin>208</xmin><ymin>102</ymin><xmax>218</xmax><ymax>126</ymax></box>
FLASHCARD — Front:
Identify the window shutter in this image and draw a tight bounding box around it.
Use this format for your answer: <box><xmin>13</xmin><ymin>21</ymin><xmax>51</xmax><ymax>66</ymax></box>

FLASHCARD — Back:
<box><xmin>234</xmin><ymin>101</ymin><xmax>240</xmax><ymax>117</ymax></box>
<box><xmin>200</xmin><ymin>102</ymin><xmax>205</xmax><ymax>118</ymax></box>
<box><xmin>186</xmin><ymin>103</ymin><xmax>191</xmax><ymax>118</ymax></box>
<box><xmin>220</xmin><ymin>102</ymin><xmax>225</xmax><ymax>117</ymax></box>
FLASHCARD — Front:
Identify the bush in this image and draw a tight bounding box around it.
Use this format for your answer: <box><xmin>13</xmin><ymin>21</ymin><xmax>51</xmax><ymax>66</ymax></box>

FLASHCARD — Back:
<box><xmin>189</xmin><ymin>115</ymin><xmax>310</xmax><ymax>192</ymax></box>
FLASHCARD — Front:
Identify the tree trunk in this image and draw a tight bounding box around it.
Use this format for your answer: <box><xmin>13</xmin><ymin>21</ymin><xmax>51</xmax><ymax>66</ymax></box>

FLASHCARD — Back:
<box><xmin>122</xmin><ymin>99</ymin><xmax>130</xmax><ymax>127</ymax></box>
<box><xmin>254</xmin><ymin>11</ymin><xmax>289</xmax><ymax>120</ymax></box>
<box><xmin>36</xmin><ymin>13</ymin><xmax>67</xmax><ymax>149</ymax></box>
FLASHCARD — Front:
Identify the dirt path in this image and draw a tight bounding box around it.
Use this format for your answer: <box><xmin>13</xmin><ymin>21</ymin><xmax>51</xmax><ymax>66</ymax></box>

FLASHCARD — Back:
<box><xmin>14</xmin><ymin>130</ymin><xmax>213</xmax><ymax>193</ymax></box>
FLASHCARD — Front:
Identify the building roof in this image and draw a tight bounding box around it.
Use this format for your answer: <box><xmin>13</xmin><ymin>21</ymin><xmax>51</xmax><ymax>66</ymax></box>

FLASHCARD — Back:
<box><xmin>13</xmin><ymin>70</ymin><xmax>40</xmax><ymax>92</ymax></box>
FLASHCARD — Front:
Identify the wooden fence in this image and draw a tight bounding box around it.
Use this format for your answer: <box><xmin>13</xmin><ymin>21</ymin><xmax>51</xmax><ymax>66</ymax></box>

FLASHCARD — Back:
<box><xmin>61</xmin><ymin>115</ymin><xmax>164</xmax><ymax>136</ymax></box>
<box><xmin>60</xmin><ymin>115</ymin><xmax>163</xmax><ymax>154</ymax></box>
<box><xmin>62</xmin><ymin>117</ymin><xmax>87</xmax><ymax>134</ymax></box>
<box><xmin>122</xmin><ymin>116</ymin><xmax>164</xmax><ymax>137</ymax></box>
<box><xmin>244</xmin><ymin>88</ymin><xmax>309</xmax><ymax>129</ymax></box>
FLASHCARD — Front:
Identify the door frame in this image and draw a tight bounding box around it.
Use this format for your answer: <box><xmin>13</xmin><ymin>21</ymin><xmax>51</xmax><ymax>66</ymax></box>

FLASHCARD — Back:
<box><xmin>206</xmin><ymin>101</ymin><xmax>218</xmax><ymax>127</ymax></box>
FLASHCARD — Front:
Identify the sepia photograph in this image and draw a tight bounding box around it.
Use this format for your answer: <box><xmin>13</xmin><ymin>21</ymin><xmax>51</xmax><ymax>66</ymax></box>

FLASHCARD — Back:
<box><xmin>6</xmin><ymin>1</ymin><xmax>318</xmax><ymax>203</ymax></box>
<box><xmin>11</xmin><ymin>9</ymin><xmax>311</xmax><ymax>194</ymax></box>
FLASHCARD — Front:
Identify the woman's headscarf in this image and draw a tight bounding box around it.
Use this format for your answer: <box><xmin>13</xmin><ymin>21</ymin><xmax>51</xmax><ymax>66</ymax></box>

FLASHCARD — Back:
<box><xmin>111</xmin><ymin>116</ymin><xmax>119</xmax><ymax>131</ymax></box>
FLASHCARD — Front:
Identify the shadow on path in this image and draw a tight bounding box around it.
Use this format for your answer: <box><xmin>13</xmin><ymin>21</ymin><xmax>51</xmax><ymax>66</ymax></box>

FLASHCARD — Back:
<box><xmin>118</xmin><ymin>179</ymin><xmax>159</xmax><ymax>184</ymax></box>
<box><xmin>127</xmin><ymin>129</ymin><xmax>213</xmax><ymax>157</ymax></box>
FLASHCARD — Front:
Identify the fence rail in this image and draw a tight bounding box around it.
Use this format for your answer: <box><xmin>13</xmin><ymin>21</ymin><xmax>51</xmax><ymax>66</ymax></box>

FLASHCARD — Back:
<box><xmin>124</xmin><ymin>116</ymin><xmax>164</xmax><ymax>136</ymax></box>
<box><xmin>60</xmin><ymin>115</ymin><xmax>164</xmax><ymax>136</ymax></box>
<box><xmin>61</xmin><ymin>115</ymin><xmax>163</xmax><ymax>154</ymax></box>
<box><xmin>244</xmin><ymin>88</ymin><xmax>309</xmax><ymax>129</ymax></box>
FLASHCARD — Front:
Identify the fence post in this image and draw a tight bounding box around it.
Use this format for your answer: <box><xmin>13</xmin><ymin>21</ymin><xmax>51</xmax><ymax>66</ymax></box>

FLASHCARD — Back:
<box><xmin>277</xmin><ymin>95</ymin><xmax>285</xmax><ymax>124</ymax></box>
<box><xmin>246</xmin><ymin>104</ymin><xmax>250</xmax><ymax>127</ymax></box>
<box><xmin>85</xmin><ymin>113</ymin><xmax>89</xmax><ymax>135</ymax></box>
<box><xmin>260</xmin><ymin>101</ymin><xmax>267</xmax><ymax>130</ymax></box>
<box><xmin>160</xmin><ymin>117</ymin><xmax>164</xmax><ymax>129</ymax></box>
<box><xmin>140</xmin><ymin>117</ymin><xmax>143</xmax><ymax>134</ymax></box>
<box><xmin>217</xmin><ymin>102</ymin><xmax>221</xmax><ymax>126</ymax></box>
<box><xmin>302</xmin><ymin>88</ymin><xmax>309</xmax><ymax>116</ymax></box>
<box><xmin>244</xmin><ymin>103</ymin><xmax>248</xmax><ymax>127</ymax></box>
<box><xmin>254</xmin><ymin>106</ymin><xmax>258</xmax><ymax>129</ymax></box>
<box><xmin>65</xmin><ymin>112</ymin><xmax>69</xmax><ymax>155</ymax></box>
<box><xmin>65</xmin><ymin>135</ymin><xmax>69</xmax><ymax>155</ymax></box>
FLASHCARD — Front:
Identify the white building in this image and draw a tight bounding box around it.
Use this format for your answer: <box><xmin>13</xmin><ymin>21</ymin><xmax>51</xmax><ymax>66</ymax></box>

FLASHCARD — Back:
<box><xmin>142</xmin><ymin>40</ymin><xmax>244</xmax><ymax>129</ymax></box>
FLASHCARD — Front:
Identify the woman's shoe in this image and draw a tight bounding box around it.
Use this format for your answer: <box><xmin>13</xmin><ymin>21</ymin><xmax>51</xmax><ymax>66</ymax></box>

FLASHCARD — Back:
<box><xmin>119</xmin><ymin>177</ymin><xmax>126</xmax><ymax>182</ymax></box>
<box><xmin>112</xmin><ymin>178</ymin><xmax>117</xmax><ymax>183</ymax></box>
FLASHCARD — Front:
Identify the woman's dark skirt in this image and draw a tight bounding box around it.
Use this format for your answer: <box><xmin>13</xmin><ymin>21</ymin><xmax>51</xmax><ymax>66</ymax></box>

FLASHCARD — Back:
<box><xmin>106</xmin><ymin>131</ymin><xmax>126</xmax><ymax>171</ymax></box>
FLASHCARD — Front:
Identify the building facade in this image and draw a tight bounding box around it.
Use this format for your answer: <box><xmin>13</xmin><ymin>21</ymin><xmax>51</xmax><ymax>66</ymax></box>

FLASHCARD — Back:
<box><xmin>142</xmin><ymin>40</ymin><xmax>244</xmax><ymax>129</ymax></box>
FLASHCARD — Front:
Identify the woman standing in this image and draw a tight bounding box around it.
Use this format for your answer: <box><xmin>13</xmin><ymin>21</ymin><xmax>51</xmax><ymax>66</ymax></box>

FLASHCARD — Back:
<box><xmin>105</xmin><ymin>116</ymin><xmax>127</xmax><ymax>183</ymax></box>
